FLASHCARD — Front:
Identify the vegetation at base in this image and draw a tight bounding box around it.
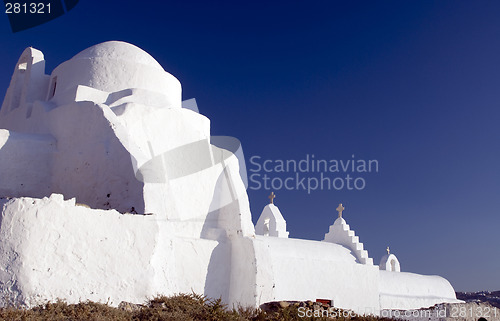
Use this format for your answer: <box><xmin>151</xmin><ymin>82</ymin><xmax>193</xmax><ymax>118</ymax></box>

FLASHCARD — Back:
<box><xmin>0</xmin><ymin>293</ymin><xmax>389</xmax><ymax>321</ymax></box>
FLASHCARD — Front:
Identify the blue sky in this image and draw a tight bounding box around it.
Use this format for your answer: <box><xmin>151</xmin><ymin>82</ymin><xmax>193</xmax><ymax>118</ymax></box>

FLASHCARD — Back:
<box><xmin>0</xmin><ymin>1</ymin><xmax>499</xmax><ymax>291</ymax></box>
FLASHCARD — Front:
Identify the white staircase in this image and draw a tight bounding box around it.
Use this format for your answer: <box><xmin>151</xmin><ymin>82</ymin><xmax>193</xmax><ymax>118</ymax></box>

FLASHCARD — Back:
<box><xmin>323</xmin><ymin>217</ymin><xmax>373</xmax><ymax>265</ymax></box>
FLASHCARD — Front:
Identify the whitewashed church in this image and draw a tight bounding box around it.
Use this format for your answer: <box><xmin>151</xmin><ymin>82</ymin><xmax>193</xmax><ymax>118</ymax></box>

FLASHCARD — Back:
<box><xmin>0</xmin><ymin>41</ymin><xmax>460</xmax><ymax>314</ymax></box>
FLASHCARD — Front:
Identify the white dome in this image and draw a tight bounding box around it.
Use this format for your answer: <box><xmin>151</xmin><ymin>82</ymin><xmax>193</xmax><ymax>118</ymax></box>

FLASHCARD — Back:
<box><xmin>49</xmin><ymin>41</ymin><xmax>181</xmax><ymax>108</ymax></box>
<box><xmin>72</xmin><ymin>41</ymin><xmax>164</xmax><ymax>70</ymax></box>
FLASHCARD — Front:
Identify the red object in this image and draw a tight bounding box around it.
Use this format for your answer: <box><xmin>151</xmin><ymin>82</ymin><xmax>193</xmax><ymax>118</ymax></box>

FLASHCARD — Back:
<box><xmin>316</xmin><ymin>299</ymin><xmax>332</xmax><ymax>305</ymax></box>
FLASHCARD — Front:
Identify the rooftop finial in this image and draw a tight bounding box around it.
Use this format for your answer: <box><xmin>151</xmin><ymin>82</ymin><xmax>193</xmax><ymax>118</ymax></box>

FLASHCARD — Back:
<box><xmin>268</xmin><ymin>192</ymin><xmax>276</xmax><ymax>204</ymax></box>
<box><xmin>386</xmin><ymin>246</ymin><xmax>390</xmax><ymax>255</ymax></box>
<box><xmin>336</xmin><ymin>203</ymin><xmax>345</xmax><ymax>218</ymax></box>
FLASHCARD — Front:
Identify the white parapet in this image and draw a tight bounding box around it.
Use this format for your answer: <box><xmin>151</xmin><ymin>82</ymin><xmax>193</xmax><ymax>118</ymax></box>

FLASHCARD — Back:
<box><xmin>0</xmin><ymin>194</ymin><xmax>159</xmax><ymax>307</ymax></box>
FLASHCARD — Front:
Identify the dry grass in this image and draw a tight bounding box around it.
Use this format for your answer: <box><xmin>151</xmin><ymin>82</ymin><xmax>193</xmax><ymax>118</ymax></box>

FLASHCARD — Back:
<box><xmin>0</xmin><ymin>293</ymin><xmax>389</xmax><ymax>321</ymax></box>
<box><xmin>0</xmin><ymin>300</ymin><xmax>130</xmax><ymax>321</ymax></box>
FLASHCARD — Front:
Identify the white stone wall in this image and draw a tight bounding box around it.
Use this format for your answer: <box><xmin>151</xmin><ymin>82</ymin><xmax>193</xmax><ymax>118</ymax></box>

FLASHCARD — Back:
<box><xmin>0</xmin><ymin>194</ymin><xmax>158</xmax><ymax>307</ymax></box>
<box><xmin>252</xmin><ymin>236</ymin><xmax>381</xmax><ymax>314</ymax></box>
<box><xmin>0</xmin><ymin>194</ymin><xmax>236</xmax><ymax>308</ymax></box>
<box><xmin>379</xmin><ymin>270</ymin><xmax>461</xmax><ymax>310</ymax></box>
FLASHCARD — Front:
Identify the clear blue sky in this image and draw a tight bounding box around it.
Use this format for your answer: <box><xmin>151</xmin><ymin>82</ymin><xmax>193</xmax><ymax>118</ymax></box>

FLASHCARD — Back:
<box><xmin>0</xmin><ymin>1</ymin><xmax>499</xmax><ymax>292</ymax></box>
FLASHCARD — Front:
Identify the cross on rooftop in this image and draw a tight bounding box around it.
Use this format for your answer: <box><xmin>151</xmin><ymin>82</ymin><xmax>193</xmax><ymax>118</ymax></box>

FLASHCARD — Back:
<box><xmin>268</xmin><ymin>192</ymin><xmax>276</xmax><ymax>204</ymax></box>
<box><xmin>386</xmin><ymin>246</ymin><xmax>390</xmax><ymax>255</ymax></box>
<box><xmin>336</xmin><ymin>203</ymin><xmax>345</xmax><ymax>218</ymax></box>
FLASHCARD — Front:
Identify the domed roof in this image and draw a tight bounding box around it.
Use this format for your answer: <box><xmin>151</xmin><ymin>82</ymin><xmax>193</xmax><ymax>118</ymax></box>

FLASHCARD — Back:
<box><xmin>49</xmin><ymin>41</ymin><xmax>181</xmax><ymax>107</ymax></box>
<box><xmin>71</xmin><ymin>41</ymin><xmax>164</xmax><ymax>70</ymax></box>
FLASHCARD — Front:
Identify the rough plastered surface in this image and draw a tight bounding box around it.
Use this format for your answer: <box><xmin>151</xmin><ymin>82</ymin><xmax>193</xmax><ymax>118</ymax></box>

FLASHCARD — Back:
<box><xmin>0</xmin><ymin>194</ymin><xmax>158</xmax><ymax>306</ymax></box>
<box><xmin>0</xmin><ymin>41</ymin><xmax>461</xmax><ymax>313</ymax></box>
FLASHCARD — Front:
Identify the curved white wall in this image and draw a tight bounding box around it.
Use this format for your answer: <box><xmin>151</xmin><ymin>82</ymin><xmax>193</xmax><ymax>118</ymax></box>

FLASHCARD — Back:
<box><xmin>255</xmin><ymin>236</ymin><xmax>380</xmax><ymax>314</ymax></box>
<box><xmin>379</xmin><ymin>270</ymin><xmax>460</xmax><ymax>310</ymax></box>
